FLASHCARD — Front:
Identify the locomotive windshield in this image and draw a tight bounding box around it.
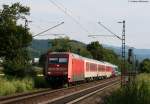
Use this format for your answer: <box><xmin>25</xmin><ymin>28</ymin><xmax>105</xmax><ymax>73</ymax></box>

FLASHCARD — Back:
<box><xmin>59</xmin><ymin>58</ymin><xmax>68</xmax><ymax>63</ymax></box>
<box><xmin>49</xmin><ymin>57</ymin><xmax>68</xmax><ymax>64</ymax></box>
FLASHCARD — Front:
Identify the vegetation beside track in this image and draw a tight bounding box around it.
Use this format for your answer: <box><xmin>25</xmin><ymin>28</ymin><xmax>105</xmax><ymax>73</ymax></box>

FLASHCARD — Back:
<box><xmin>0</xmin><ymin>77</ymin><xmax>34</xmax><ymax>96</ymax></box>
<box><xmin>103</xmin><ymin>73</ymin><xmax>150</xmax><ymax>104</ymax></box>
<box><xmin>0</xmin><ymin>66</ymin><xmax>3</xmax><ymax>74</ymax></box>
<box><xmin>0</xmin><ymin>75</ymin><xmax>50</xmax><ymax>96</ymax></box>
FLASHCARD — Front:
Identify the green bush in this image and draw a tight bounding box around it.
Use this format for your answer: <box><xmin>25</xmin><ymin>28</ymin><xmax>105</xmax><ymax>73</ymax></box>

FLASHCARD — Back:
<box><xmin>34</xmin><ymin>76</ymin><xmax>50</xmax><ymax>88</ymax></box>
<box><xmin>13</xmin><ymin>80</ymin><xmax>27</xmax><ymax>92</ymax></box>
<box><xmin>0</xmin><ymin>77</ymin><xmax>34</xmax><ymax>96</ymax></box>
<box><xmin>12</xmin><ymin>78</ymin><xmax>34</xmax><ymax>93</ymax></box>
<box><xmin>3</xmin><ymin>60</ymin><xmax>36</xmax><ymax>78</ymax></box>
<box><xmin>103</xmin><ymin>81</ymin><xmax>150</xmax><ymax>104</ymax></box>
<box><xmin>22</xmin><ymin>77</ymin><xmax>34</xmax><ymax>90</ymax></box>
<box><xmin>0</xmin><ymin>78</ymin><xmax>16</xmax><ymax>96</ymax></box>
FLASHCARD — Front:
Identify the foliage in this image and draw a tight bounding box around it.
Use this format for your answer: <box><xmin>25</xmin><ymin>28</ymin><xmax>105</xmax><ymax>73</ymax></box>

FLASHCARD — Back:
<box><xmin>50</xmin><ymin>37</ymin><xmax>70</xmax><ymax>52</ymax></box>
<box><xmin>34</xmin><ymin>76</ymin><xmax>50</xmax><ymax>88</ymax></box>
<box><xmin>3</xmin><ymin>60</ymin><xmax>36</xmax><ymax>77</ymax></box>
<box><xmin>104</xmin><ymin>82</ymin><xmax>150</xmax><ymax>104</ymax></box>
<box><xmin>39</xmin><ymin>53</ymin><xmax>47</xmax><ymax>68</ymax></box>
<box><xmin>103</xmin><ymin>74</ymin><xmax>150</xmax><ymax>104</ymax></box>
<box><xmin>136</xmin><ymin>73</ymin><xmax>150</xmax><ymax>87</ymax></box>
<box><xmin>0</xmin><ymin>3</ymin><xmax>32</xmax><ymax>58</ymax></box>
<box><xmin>49</xmin><ymin>37</ymin><xmax>92</xmax><ymax>58</ymax></box>
<box><xmin>0</xmin><ymin>77</ymin><xmax>34</xmax><ymax>96</ymax></box>
<box><xmin>87</xmin><ymin>41</ymin><xmax>123</xmax><ymax>70</ymax></box>
<box><xmin>87</xmin><ymin>41</ymin><xmax>104</xmax><ymax>60</ymax></box>
<box><xmin>0</xmin><ymin>3</ymin><xmax>33</xmax><ymax>77</ymax></box>
<box><xmin>139</xmin><ymin>58</ymin><xmax>150</xmax><ymax>73</ymax></box>
<box><xmin>103</xmin><ymin>48</ymin><xmax>121</xmax><ymax>67</ymax></box>
<box><xmin>0</xmin><ymin>66</ymin><xmax>3</xmax><ymax>74</ymax></box>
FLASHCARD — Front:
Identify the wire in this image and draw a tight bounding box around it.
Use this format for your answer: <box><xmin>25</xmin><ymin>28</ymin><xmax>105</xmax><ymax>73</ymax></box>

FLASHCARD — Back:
<box><xmin>32</xmin><ymin>22</ymin><xmax>64</xmax><ymax>37</ymax></box>
<box><xmin>47</xmin><ymin>0</ymin><xmax>91</xmax><ymax>35</ymax></box>
<box><xmin>98</xmin><ymin>22</ymin><xmax>122</xmax><ymax>40</ymax></box>
<box><xmin>128</xmin><ymin>0</ymin><xmax>149</xmax><ymax>2</ymax></box>
<box><xmin>88</xmin><ymin>35</ymin><xmax>116</xmax><ymax>37</ymax></box>
<box><xmin>37</xmin><ymin>33</ymin><xmax>65</xmax><ymax>37</ymax></box>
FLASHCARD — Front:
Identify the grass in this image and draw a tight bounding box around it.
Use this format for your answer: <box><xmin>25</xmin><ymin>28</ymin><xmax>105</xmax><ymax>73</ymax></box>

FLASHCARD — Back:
<box><xmin>136</xmin><ymin>73</ymin><xmax>150</xmax><ymax>89</ymax></box>
<box><xmin>103</xmin><ymin>73</ymin><xmax>150</xmax><ymax>104</ymax></box>
<box><xmin>0</xmin><ymin>77</ymin><xmax>34</xmax><ymax>96</ymax></box>
<box><xmin>0</xmin><ymin>65</ymin><xmax>51</xmax><ymax>96</ymax></box>
<box><xmin>0</xmin><ymin>76</ymin><xmax>51</xmax><ymax>96</ymax></box>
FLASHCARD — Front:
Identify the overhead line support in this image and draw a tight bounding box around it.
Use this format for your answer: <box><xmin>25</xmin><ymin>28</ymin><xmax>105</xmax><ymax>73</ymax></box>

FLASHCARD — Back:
<box><xmin>97</xmin><ymin>21</ymin><xmax>126</xmax><ymax>86</ymax></box>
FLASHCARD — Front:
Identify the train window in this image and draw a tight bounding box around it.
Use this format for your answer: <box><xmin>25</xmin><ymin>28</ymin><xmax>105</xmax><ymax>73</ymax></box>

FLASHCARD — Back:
<box><xmin>59</xmin><ymin>58</ymin><xmax>68</xmax><ymax>64</ymax></box>
<box><xmin>49</xmin><ymin>58</ymin><xmax>58</xmax><ymax>64</ymax></box>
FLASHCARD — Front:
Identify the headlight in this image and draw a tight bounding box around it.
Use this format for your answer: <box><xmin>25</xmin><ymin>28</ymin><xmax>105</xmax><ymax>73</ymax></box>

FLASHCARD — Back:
<box><xmin>48</xmin><ymin>72</ymin><xmax>51</xmax><ymax>75</ymax></box>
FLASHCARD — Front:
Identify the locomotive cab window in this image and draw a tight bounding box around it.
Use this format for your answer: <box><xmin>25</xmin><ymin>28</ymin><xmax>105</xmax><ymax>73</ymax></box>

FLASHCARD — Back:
<box><xmin>59</xmin><ymin>58</ymin><xmax>68</xmax><ymax>64</ymax></box>
<box><xmin>49</xmin><ymin>57</ymin><xmax>68</xmax><ymax>64</ymax></box>
<box><xmin>49</xmin><ymin>58</ymin><xmax>58</xmax><ymax>64</ymax></box>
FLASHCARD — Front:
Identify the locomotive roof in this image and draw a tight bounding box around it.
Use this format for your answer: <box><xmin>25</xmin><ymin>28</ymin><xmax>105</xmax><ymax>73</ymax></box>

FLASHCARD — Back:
<box><xmin>49</xmin><ymin>52</ymin><xmax>117</xmax><ymax>67</ymax></box>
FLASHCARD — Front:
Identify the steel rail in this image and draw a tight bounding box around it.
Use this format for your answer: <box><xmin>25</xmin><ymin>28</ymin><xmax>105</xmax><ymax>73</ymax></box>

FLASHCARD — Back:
<box><xmin>67</xmin><ymin>81</ymin><xmax>120</xmax><ymax>104</ymax></box>
<box><xmin>41</xmin><ymin>78</ymin><xmax>120</xmax><ymax>104</ymax></box>
<box><xmin>0</xmin><ymin>77</ymin><xmax>120</xmax><ymax>104</ymax></box>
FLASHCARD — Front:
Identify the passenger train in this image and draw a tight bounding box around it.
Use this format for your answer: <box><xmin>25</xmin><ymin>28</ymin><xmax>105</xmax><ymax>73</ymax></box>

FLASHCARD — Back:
<box><xmin>43</xmin><ymin>52</ymin><xmax>118</xmax><ymax>85</ymax></box>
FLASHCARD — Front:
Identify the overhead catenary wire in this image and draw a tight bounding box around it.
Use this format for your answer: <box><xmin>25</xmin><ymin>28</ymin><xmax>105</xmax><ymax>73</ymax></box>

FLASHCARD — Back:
<box><xmin>128</xmin><ymin>0</ymin><xmax>149</xmax><ymax>2</ymax></box>
<box><xmin>98</xmin><ymin>22</ymin><xmax>122</xmax><ymax>40</ymax></box>
<box><xmin>37</xmin><ymin>33</ymin><xmax>65</xmax><ymax>37</ymax></box>
<box><xmin>32</xmin><ymin>21</ymin><xmax>64</xmax><ymax>37</ymax></box>
<box><xmin>88</xmin><ymin>35</ymin><xmax>116</xmax><ymax>37</ymax></box>
<box><xmin>47</xmin><ymin>0</ymin><xmax>91</xmax><ymax>35</ymax></box>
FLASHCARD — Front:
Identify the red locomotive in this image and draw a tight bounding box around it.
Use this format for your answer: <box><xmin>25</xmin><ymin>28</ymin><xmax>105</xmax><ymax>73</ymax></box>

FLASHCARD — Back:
<box><xmin>44</xmin><ymin>52</ymin><xmax>118</xmax><ymax>85</ymax></box>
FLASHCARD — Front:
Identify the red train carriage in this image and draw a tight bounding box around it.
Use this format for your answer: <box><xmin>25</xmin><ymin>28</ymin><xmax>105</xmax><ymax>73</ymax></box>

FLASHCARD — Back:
<box><xmin>44</xmin><ymin>52</ymin><xmax>118</xmax><ymax>85</ymax></box>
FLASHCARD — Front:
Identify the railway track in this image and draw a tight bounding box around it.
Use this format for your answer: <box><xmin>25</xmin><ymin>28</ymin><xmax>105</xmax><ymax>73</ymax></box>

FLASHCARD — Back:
<box><xmin>42</xmin><ymin>78</ymin><xmax>119</xmax><ymax>104</ymax></box>
<box><xmin>0</xmin><ymin>77</ymin><xmax>120</xmax><ymax>104</ymax></box>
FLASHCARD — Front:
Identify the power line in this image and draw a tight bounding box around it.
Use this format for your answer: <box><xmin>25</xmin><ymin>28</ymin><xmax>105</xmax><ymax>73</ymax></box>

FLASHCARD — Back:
<box><xmin>32</xmin><ymin>22</ymin><xmax>64</xmax><ymax>37</ymax></box>
<box><xmin>128</xmin><ymin>0</ymin><xmax>149</xmax><ymax>2</ymax></box>
<box><xmin>88</xmin><ymin>35</ymin><xmax>115</xmax><ymax>37</ymax></box>
<box><xmin>37</xmin><ymin>33</ymin><xmax>65</xmax><ymax>37</ymax></box>
<box><xmin>98</xmin><ymin>22</ymin><xmax>122</xmax><ymax>40</ymax></box>
<box><xmin>47</xmin><ymin>0</ymin><xmax>91</xmax><ymax>35</ymax></box>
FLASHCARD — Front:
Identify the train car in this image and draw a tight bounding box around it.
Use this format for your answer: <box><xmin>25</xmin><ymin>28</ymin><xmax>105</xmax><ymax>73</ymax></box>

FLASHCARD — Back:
<box><xmin>44</xmin><ymin>52</ymin><xmax>118</xmax><ymax>85</ymax></box>
<box><xmin>84</xmin><ymin>58</ymin><xmax>107</xmax><ymax>80</ymax></box>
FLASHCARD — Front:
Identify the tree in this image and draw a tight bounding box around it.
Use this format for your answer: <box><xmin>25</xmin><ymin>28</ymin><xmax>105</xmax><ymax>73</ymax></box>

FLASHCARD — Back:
<box><xmin>50</xmin><ymin>37</ymin><xmax>71</xmax><ymax>52</ymax></box>
<box><xmin>0</xmin><ymin>3</ymin><xmax>33</xmax><ymax>77</ymax></box>
<box><xmin>39</xmin><ymin>53</ymin><xmax>47</xmax><ymax>68</ymax></box>
<box><xmin>49</xmin><ymin>37</ymin><xmax>92</xmax><ymax>58</ymax></box>
<box><xmin>87</xmin><ymin>41</ymin><xmax>103</xmax><ymax>60</ymax></box>
<box><xmin>140</xmin><ymin>59</ymin><xmax>150</xmax><ymax>73</ymax></box>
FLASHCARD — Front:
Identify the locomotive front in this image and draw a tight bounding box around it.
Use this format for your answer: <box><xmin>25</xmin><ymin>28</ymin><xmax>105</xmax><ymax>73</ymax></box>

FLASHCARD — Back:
<box><xmin>45</xmin><ymin>52</ymin><xmax>69</xmax><ymax>85</ymax></box>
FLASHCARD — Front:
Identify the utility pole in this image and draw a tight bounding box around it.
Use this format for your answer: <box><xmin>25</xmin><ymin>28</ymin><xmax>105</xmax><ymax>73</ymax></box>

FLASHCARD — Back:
<box><xmin>89</xmin><ymin>20</ymin><xmax>126</xmax><ymax>86</ymax></box>
<box><xmin>24</xmin><ymin>18</ymin><xmax>32</xmax><ymax>34</ymax></box>
<box><xmin>118</xmin><ymin>20</ymin><xmax>126</xmax><ymax>86</ymax></box>
<box><xmin>25</xmin><ymin>19</ymin><xmax>28</xmax><ymax>34</ymax></box>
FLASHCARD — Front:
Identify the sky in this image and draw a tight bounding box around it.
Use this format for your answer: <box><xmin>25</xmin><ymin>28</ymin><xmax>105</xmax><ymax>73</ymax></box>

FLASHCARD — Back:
<box><xmin>0</xmin><ymin>0</ymin><xmax>150</xmax><ymax>49</ymax></box>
